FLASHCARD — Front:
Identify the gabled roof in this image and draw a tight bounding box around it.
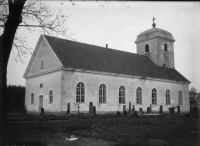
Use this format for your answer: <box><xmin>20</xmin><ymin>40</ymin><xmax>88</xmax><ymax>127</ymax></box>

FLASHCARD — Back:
<box><xmin>44</xmin><ymin>35</ymin><xmax>190</xmax><ymax>83</ymax></box>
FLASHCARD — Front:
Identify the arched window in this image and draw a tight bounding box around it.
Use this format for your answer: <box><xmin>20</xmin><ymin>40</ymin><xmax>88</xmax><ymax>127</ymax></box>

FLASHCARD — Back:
<box><xmin>178</xmin><ymin>91</ymin><xmax>183</xmax><ymax>105</ymax></box>
<box><xmin>49</xmin><ymin>90</ymin><xmax>53</xmax><ymax>103</ymax></box>
<box><xmin>76</xmin><ymin>82</ymin><xmax>84</xmax><ymax>103</ymax></box>
<box><xmin>164</xmin><ymin>44</ymin><xmax>168</xmax><ymax>52</ymax></box>
<box><xmin>31</xmin><ymin>93</ymin><xmax>34</xmax><ymax>104</ymax></box>
<box><xmin>145</xmin><ymin>44</ymin><xmax>149</xmax><ymax>53</ymax></box>
<box><xmin>152</xmin><ymin>88</ymin><xmax>157</xmax><ymax>105</ymax></box>
<box><xmin>99</xmin><ymin>84</ymin><xmax>106</xmax><ymax>103</ymax></box>
<box><xmin>41</xmin><ymin>59</ymin><xmax>44</xmax><ymax>69</ymax></box>
<box><xmin>119</xmin><ymin>86</ymin><xmax>125</xmax><ymax>103</ymax></box>
<box><xmin>136</xmin><ymin>87</ymin><xmax>142</xmax><ymax>104</ymax></box>
<box><xmin>166</xmin><ymin>90</ymin><xmax>170</xmax><ymax>105</ymax></box>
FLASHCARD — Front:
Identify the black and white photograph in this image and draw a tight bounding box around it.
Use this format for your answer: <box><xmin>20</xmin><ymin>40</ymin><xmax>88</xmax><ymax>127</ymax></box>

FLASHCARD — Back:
<box><xmin>0</xmin><ymin>1</ymin><xmax>200</xmax><ymax>146</ymax></box>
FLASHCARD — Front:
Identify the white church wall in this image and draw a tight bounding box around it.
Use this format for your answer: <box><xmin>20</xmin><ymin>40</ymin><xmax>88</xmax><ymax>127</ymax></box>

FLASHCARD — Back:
<box><xmin>25</xmin><ymin>71</ymin><xmax>62</xmax><ymax>114</ymax></box>
<box><xmin>61</xmin><ymin>70</ymin><xmax>189</xmax><ymax>114</ymax></box>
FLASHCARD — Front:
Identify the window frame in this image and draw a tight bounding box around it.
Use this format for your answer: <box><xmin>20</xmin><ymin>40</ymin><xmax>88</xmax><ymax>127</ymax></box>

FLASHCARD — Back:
<box><xmin>166</xmin><ymin>89</ymin><xmax>170</xmax><ymax>105</ymax></box>
<box><xmin>145</xmin><ymin>44</ymin><xmax>149</xmax><ymax>53</ymax></box>
<box><xmin>178</xmin><ymin>90</ymin><xmax>183</xmax><ymax>105</ymax></box>
<box><xmin>152</xmin><ymin>88</ymin><xmax>157</xmax><ymax>105</ymax></box>
<box><xmin>49</xmin><ymin>90</ymin><xmax>53</xmax><ymax>104</ymax></box>
<box><xmin>99</xmin><ymin>84</ymin><xmax>106</xmax><ymax>104</ymax></box>
<box><xmin>119</xmin><ymin>86</ymin><xmax>125</xmax><ymax>104</ymax></box>
<box><xmin>76</xmin><ymin>82</ymin><xmax>85</xmax><ymax>103</ymax></box>
<box><xmin>164</xmin><ymin>44</ymin><xmax>168</xmax><ymax>52</ymax></box>
<box><xmin>136</xmin><ymin>87</ymin><xmax>142</xmax><ymax>104</ymax></box>
<box><xmin>40</xmin><ymin>83</ymin><xmax>43</xmax><ymax>88</ymax></box>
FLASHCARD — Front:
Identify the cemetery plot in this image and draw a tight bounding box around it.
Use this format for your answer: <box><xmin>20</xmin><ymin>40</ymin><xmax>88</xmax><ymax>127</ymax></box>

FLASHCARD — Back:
<box><xmin>6</xmin><ymin>113</ymin><xmax>200</xmax><ymax>146</ymax></box>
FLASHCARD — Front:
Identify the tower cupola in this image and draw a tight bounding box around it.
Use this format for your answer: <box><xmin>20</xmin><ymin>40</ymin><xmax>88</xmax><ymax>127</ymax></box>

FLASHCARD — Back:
<box><xmin>135</xmin><ymin>17</ymin><xmax>175</xmax><ymax>69</ymax></box>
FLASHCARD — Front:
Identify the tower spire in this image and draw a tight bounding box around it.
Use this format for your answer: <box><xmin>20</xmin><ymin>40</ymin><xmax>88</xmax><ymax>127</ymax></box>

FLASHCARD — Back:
<box><xmin>152</xmin><ymin>16</ymin><xmax>156</xmax><ymax>28</ymax></box>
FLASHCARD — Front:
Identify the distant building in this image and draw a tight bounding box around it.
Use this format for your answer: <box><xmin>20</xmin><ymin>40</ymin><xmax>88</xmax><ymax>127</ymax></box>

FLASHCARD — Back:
<box><xmin>24</xmin><ymin>22</ymin><xmax>190</xmax><ymax>114</ymax></box>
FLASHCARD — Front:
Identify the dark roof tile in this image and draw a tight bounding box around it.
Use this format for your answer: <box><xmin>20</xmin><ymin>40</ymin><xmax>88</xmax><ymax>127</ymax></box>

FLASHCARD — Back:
<box><xmin>44</xmin><ymin>35</ymin><xmax>190</xmax><ymax>83</ymax></box>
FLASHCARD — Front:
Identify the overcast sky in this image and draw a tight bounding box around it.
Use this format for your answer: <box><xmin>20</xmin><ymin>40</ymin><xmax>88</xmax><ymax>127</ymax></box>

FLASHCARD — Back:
<box><xmin>6</xmin><ymin>1</ymin><xmax>200</xmax><ymax>91</ymax></box>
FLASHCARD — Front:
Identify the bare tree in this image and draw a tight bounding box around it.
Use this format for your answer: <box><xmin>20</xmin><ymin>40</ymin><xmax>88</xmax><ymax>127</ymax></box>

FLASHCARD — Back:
<box><xmin>0</xmin><ymin>0</ymin><xmax>70</xmax><ymax>144</ymax></box>
<box><xmin>0</xmin><ymin>0</ymin><xmax>128</xmax><ymax>144</ymax></box>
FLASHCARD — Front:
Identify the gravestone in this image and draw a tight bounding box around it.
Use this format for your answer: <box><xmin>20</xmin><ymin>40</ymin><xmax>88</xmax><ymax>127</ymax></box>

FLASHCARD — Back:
<box><xmin>130</xmin><ymin>105</ymin><xmax>135</xmax><ymax>115</ymax></box>
<box><xmin>123</xmin><ymin>105</ymin><xmax>126</xmax><ymax>113</ymax></box>
<box><xmin>138</xmin><ymin>108</ymin><xmax>143</xmax><ymax>116</ymax></box>
<box><xmin>169</xmin><ymin>107</ymin><xmax>174</xmax><ymax>114</ymax></box>
<box><xmin>89</xmin><ymin>102</ymin><xmax>93</xmax><ymax>114</ymax></box>
<box><xmin>147</xmin><ymin>107</ymin><xmax>150</xmax><ymax>114</ymax></box>
<box><xmin>177</xmin><ymin>106</ymin><xmax>180</xmax><ymax>114</ymax></box>
<box><xmin>150</xmin><ymin>104</ymin><xmax>152</xmax><ymax>112</ymax></box>
<box><xmin>130</xmin><ymin>109</ymin><xmax>134</xmax><ymax>115</ymax></box>
<box><xmin>132</xmin><ymin>105</ymin><xmax>135</xmax><ymax>112</ymax></box>
<box><xmin>131</xmin><ymin>105</ymin><xmax>135</xmax><ymax>115</ymax></box>
<box><xmin>67</xmin><ymin>103</ymin><xmax>70</xmax><ymax>114</ymax></box>
<box><xmin>78</xmin><ymin>105</ymin><xmax>80</xmax><ymax>114</ymax></box>
<box><xmin>129</xmin><ymin>102</ymin><xmax>131</xmax><ymax>114</ymax></box>
<box><xmin>41</xmin><ymin>108</ymin><xmax>44</xmax><ymax>115</ymax></box>
<box><xmin>93</xmin><ymin>106</ymin><xmax>96</xmax><ymax>115</ymax></box>
<box><xmin>159</xmin><ymin>105</ymin><xmax>163</xmax><ymax>113</ymax></box>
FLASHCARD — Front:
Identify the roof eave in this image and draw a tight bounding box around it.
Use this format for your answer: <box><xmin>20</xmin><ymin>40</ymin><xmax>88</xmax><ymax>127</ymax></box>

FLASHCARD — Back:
<box><xmin>61</xmin><ymin>67</ymin><xmax>190</xmax><ymax>85</ymax></box>
<box><xmin>135</xmin><ymin>36</ymin><xmax>175</xmax><ymax>44</ymax></box>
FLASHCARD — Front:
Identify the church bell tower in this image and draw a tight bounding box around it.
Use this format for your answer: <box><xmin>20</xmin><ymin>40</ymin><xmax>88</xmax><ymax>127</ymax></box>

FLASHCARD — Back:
<box><xmin>135</xmin><ymin>17</ymin><xmax>175</xmax><ymax>69</ymax></box>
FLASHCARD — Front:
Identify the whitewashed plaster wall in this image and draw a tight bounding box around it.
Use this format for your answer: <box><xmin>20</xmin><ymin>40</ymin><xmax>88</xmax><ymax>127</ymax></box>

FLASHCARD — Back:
<box><xmin>25</xmin><ymin>71</ymin><xmax>62</xmax><ymax>113</ymax></box>
<box><xmin>61</xmin><ymin>70</ymin><xmax>189</xmax><ymax>113</ymax></box>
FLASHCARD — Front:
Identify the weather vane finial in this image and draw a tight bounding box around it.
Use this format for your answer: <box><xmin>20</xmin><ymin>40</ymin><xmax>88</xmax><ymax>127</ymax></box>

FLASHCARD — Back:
<box><xmin>152</xmin><ymin>16</ymin><xmax>156</xmax><ymax>28</ymax></box>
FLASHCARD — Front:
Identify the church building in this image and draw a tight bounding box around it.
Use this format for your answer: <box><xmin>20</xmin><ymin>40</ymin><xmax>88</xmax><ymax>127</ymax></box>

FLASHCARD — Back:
<box><xmin>24</xmin><ymin>21</ymin><xmax>190</xmax><ymax>114</ymax></box>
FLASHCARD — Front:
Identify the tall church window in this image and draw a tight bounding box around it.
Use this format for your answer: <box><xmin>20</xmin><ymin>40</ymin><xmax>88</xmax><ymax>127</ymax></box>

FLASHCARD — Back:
<box><xmin>152</xmin><ymin>88</ymin><xmax>157</xmax><ymax>104</ymax></box>
<box><xmin>145</xmin><ymin>44</ymin><xmax>149</xmax><ymax>53</ymax></box>
<box><xmin>164</xmin><ymin>44</ymin><xmax>168</xmax><ymax>52</ymax></box>
<box><xmin>76</xmin><ymin>82</ymin><xmax>85</xmax><ymax>103</ymax></box>
<box><xmin>99</xmin><ymin>84</ymin><xmax>106</xmax><ymax>103</ymax></box>
<box><xmin>119</xmin><ymin>86</ymin><xmax>125</xmax><ymax>103</ymax></box>
<box><xmin>178</xmin><ymin>91</ymin><xmax>183</xmax><ymax>105</ymax></box>
<box><xmin>41</xmin><ymin>59</ymin><xmax>44</xmax><ymax>69</ymax></box>
<box><xmin>166</xmin><ymin>89</ymin><xmax>170</xmax><ymax>105</ymax></box>
<box><xmin>136</xmin><ymin>87</ymin><xmax>142</xmax><ymax>104</ymax></box>
<box><xmin>49</xmin><ymin>90</ymin><xmax>53</xmax><ymax>104</ymax></box>
<box><xmin>31</xmin><ymin>93</ymin><xmax>34</xmax><ymax>104</ymax></box>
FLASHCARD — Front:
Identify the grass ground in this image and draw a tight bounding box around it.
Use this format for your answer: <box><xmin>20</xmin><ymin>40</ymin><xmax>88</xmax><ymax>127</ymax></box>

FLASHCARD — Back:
<box><xmin>5</xmin><ymin>113</ymin><xmax>200</xmax><ymax>146</ymax></box>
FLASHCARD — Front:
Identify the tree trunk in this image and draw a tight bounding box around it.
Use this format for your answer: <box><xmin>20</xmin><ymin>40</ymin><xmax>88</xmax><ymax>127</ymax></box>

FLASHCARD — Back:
<box><xmin>0</xmin><ymin>36</ymin><xmax>9</xmax><ymax>145</ymax></box>
<box><xmin>0</xmin><ymin>1</ymin><xmax>26</xmax><ymax>145</ymax></box>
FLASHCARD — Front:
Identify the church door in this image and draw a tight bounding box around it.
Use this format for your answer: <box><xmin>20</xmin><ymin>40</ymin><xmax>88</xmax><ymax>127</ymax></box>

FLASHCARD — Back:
<box><xmin>39</xmin><ymin>95</ymin><xmax>43</xmax><ymax>112</ymax></box>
